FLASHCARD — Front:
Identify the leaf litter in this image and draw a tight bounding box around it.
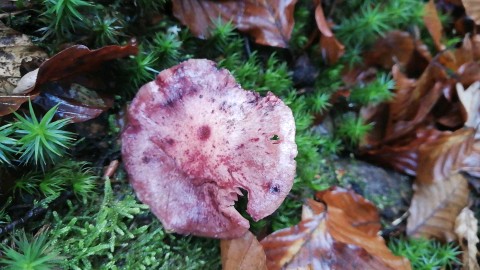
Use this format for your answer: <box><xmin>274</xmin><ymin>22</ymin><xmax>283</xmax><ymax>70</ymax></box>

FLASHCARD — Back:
<box><xmin>2</xmin><ymin>0</ymin><xmax>480</xmax><ymax>269</ymax></box>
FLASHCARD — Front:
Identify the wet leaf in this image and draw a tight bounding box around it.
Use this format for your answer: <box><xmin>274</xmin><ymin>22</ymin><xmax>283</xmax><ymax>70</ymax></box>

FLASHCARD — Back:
<box><xmin>172</xmin><ymin>0</ymin><xmax>298</xmax><ymax>48</ymax></box>
<box><xmin>315</xmin><ymin>2</ymin><xmax>344</xmax><ymax>64</ymax></box>
<box><xmin>0</xmin><ymin>22</ymin><xmax>48</xmax><ymax>95</ymax></box>
<box><xmin>261</xmin><ymin>188</ymin><xmax>411</xmax><ymax>270</ymax></box>
<box><xmin>454</xmin><ymin>207</ymin><xmax>480</xmax><ymax>270</ymax></box>
<box><xmin>407</xmin><ymin>173</ymin><xmax>469</xmax><ymax>241</ymax></box>
<box><xmin>462</xmin><ymin>0</ymin><xmax>480</xmax><ymax>25</ymax></box>
<box><xmin>0</xmin><ymin>44</ymin><xmax>137</xmax><ymax>121</ymax></box>
<box><xmin>220</xmin><ymin>231</ymin><xmax>267</xmax><ymax>270</ymax></box>
<box><xmin>424</xmin><ymin>0</ymin><xmax>445</xmax><ymax>51</ymax></box>
<box><xmin>416</xmin><ymin>128</ymin><xmax>476</xmax><ymax>184</ymax></box>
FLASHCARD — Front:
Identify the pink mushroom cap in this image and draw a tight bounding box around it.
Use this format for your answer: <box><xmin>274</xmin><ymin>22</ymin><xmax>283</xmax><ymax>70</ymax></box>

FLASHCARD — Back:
<box><xmin>122</xmin><ymin>59</ymin><xmax>297</xmax><ymax>238</ymax></box>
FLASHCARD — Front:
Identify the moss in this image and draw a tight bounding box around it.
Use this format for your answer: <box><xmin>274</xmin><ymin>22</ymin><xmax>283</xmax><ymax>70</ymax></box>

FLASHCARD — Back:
<box><xmin>0</xmin><ymin>0</ymin><xmax>449</xmax><ymax>268</ymax></box>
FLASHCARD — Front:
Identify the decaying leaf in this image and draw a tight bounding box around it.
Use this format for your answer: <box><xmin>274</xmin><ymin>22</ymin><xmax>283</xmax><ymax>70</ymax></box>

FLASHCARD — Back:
<box><xmin>424</xmin><ymin>0</ymin><xmax>445</xmax><ymax>51</ymax></box>
<box><xmin>220</xmin><ymin>231</ymin><xmax>267</xmax><ymax>270</ymax></box>
<box><xmin>261</xmin><ymin>188</ymin><xmax>410</xmax><ymax>270</ymax></box>
<box><xmin>457</xmin><ymin>82</ymin><xmax>480</xmax><ymax>129</ymax></box>
<box><xmin>172</xmin><ymin>0</ymin><xmax>298</xmax><ymax>48</ymax></box>
<box><xmin>407</xmin><ymin>173</ymin><xmax>469</xmax><ymax>241</ymax></box>
<box><xmin>0</xmin><ymin>22</ymin><xmax>48</xmax><ymax>95</ymax></box>
<box><xmin>0</xmin><ymin>44</ymin><xmax>137</xmax><ymax>121</ymax></box>
<box><xmin>314</xmin><ymin>2</ymin><xmax>344</xmax><ymax>64</ymax></box>
<box><xmin>455</xmin><ymin>207</ymin><xmax>480</xmax><ymax>270</ymax></box>
<box><xmin>416</xmin><ymin>128</ymin><xmax>476</xmax><ymax>184</ymax></box>
<box><xmin>122</xmin><ymin>59</ymin><xmax>297</xmax><ymax>238</ymax></box>
<box><xmin>462</xmin><ymin>0</ymin><xmax>480</xmax><ymax>25</ymax></box>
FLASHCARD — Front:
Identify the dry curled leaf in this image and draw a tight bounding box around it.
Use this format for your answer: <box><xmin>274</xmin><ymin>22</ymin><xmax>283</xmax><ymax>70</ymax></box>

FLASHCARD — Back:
<box><xmin>314</xmin><ymin>2</ymin><xmax>344</xmax><ymax>64</ymax></box>
<box><xmin>261</xmin><ymin>188</ymin><xmax>410</xmax><ymax>270</ymax></box>
<box><xmin>0</xmin><ymin>44</ymin><xmax>137</xmax><ymax>121</ymax></box>
<box><xmin>172</xmin><ymin>0</ymin><xmax>297</xmax><ymax>48</ymax></box>
<box><xmin>221</xmin><ymin>231</ymin><xmax>267</xmax><ymax>270</ymax></box>
<box><xmin>424</xmin><ymin>0</ymin><xmax>445</xmax><ymax>51</ymax></box>
<box><xmin>407</xmin><ymin>173</ymin><xmax>469</xmax><ymax>241</ymax></box>
<box><xmin>455</xmin><ymin>207</ymin><xmax>480</xmax><ymax>270</ymax></box>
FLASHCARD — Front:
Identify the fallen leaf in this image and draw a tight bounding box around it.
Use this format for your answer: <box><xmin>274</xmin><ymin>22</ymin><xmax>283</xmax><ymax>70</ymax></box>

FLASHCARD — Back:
<box><xmin>314</xmin><ymin>2</ymin><xmax>344</xmax><ymax>64</ymax></box>
<box><xmin>385</xmin><ymin>65</ymin><xmax>447</xmax><ymax>141</ymax></box>
<box><xmin>0</xmin><ymin>44</ymin><xmax>137</xmax><ymax>121</ymax></box>
<box><xmin>462</xmin><ymin>0</ymin><xmax>480</xmax><ymax>25</ymax></box>
<box><xmin>457</xmin><ymin>82</ymin><xmax>480</xmax><ymax>129</ymax></box>
<box><xmin>424</xmin><ymin>0</ymin><xmax>445</xmax><ymax>51</ymax></box>
<box><xmin>261</xmin><ymin>189</ymin><xmax>411</xmax><ymax>270</ymax></box>
<box><xmin>455</xmin><ymin>207</ymin><xmax>480</xmax><ymax>270</ymax></box>
<box><xmin>416</xmin><ymin>128</ymin><xmax>476</xmax><ymax>184</ymax></box>
<box><xmin>361</xmin><ymin>127</ymin><xmax>445</xmax><ymax>176</ymax></box>
<box><xmin>220</xmin><ymin>231</ymin><xmax>267</xmax><ymax>270</ymax></box>
<box><xmin>315</xmin><ymin>187</ymin><xmax>381</xmax><ymax>236</ymax></box>
<box><xmin>0</xmin><ymin>22</ymin><xmax>48</xmax><ymax>95</ymax></box>
<box><xmin>364</xmin><ymin>31</ymin><xmax>415</xmax><ymax>69</ymax></box>
<box><xmin>172</xmin><ymin>0</ymin><xmax>298</xmax><ymax>48</ymax></box>
<box><xmin>407</xmin><ymin>173</ymin><xmax>469</xmax><ymax>241</ymax></box>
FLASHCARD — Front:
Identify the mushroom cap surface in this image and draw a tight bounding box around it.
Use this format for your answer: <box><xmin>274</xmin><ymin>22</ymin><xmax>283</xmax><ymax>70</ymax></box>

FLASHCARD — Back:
<box><xmin>122</xmin><ymin>59</ymin><xmax>297</xmax><ymax>238</ymax></box>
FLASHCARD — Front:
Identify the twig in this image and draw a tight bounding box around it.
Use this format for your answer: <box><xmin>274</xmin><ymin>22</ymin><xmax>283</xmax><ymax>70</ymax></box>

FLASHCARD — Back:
<box><xmin>0</xmin><ymin>190</ymin><xmax>73</xmax><ymax>237</ymax></box>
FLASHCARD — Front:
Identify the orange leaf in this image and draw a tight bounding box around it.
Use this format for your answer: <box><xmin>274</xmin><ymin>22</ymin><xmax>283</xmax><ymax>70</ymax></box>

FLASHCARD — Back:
<box><xmin>407</xmin><ymin>173</ymin><xmax>469</xmax><ymax>241</ymax></box>
<box><xmin>221</xmin><ymin>231</ymin><xmax>267</xmax><ymax>270</ymax></box>
<box><xmin>315</xmin><ymin>3</ymin><xmax>344</xmax><ymax>64</ymax></box>
<box><xmin>172</xmin><ymin>0</ymin><xmax>298</xmax><ymax>48</ymax></box>
<box><xmin>315</xmin><ymin>187</ymin><xmax>381</xmax><ymax>236</ymax></box>
<box><xmin>261</xmin><ymin>189</ymin><xmax>411</xmax><ymax>270</ymax></box>
<box><xmin>424</xmin><ymin>0</ymin><xmax>445</xmax><ymax>51</ymax></box>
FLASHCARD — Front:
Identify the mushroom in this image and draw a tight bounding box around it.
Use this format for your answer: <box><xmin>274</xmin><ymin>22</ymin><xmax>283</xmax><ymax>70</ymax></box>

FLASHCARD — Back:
<box><xmin>122</xmin><ymin>59</ymin><xmax>297</xmax><ymax>238</ymax></box>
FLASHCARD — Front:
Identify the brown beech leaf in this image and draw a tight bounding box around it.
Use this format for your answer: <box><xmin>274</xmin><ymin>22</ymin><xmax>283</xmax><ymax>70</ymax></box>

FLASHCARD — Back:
<box><xmin>416</xmin><ymin>128</ymin><xmax>476</xmax><ymax>184</ymax></box>
<box><xmin>361</xmin><ymin>127</ymin><xmax>445</xmax><ymax>176</ymax></box>
<box><xmin>364</xmin><ymin>31</ymin><xmax>431</xmax><ymax>75</ymax></box>
<box><xmin>407</xmin><ymin>173</ymin><xmax>469</xmax><ymax>241</ymax></box>
<box><xmin>424</xmin><ymin>0</ymin><xmax>445</xmax><ymax>51</ymax></box>
<box><xmin>462</xmin><ymin>0</ymin><xmax>480</xmax><ymax>25</ymax></box>
<box><xmin>455</xmin><ymin>207</ymin><xmax>480</xmax><ymax>270</ymax></box>
<box><xmin>0</xmin><ymin>44</ymin><xmax>137</xmax><ymax>121</ymax></box>
<box><xmin>172</xmin><ymin>0</ymin><xmax>297</xmax><ymax>48</ymax></box>
<box><xmin>315</xmin><ymin>2</ymin><xmax>344</xmax><ymax>64</ymax></box>
<box><xmin>0</xmin><ymin>22</ymin><xmax>48</xmax><ymax>95</ymax></box>
<box><xmin>261</xmin><ymin>189</ymin><xmax>411</xmax><ymax>270</ymax></box>
<box><xmin>221</xmin><ymin>231</ymin><xmax>267</xmax><ymax>270</ymax></box>
<box><xmin>315</xmin><ymin>187</ymin><xmax>381</xmax><ymax>236</ymax></box>
<box><xmin>385</xmin><ymin>65</ymin><xmax>447</xmax><ymax>141</ymax></box>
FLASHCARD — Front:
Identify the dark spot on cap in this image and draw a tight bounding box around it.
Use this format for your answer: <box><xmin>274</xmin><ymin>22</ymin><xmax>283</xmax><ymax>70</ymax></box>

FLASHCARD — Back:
<box><xmin>165</xmin><ymin>138</ymin><xmax>175</xmax><ymax>146</ymax></box>
<box><xmin>197</xmin><ymin>125</ymin><xmax>211</xmax><ymax>141</ymax></box>
<box><xmin>269</xmin><ymin>184</ymin><xmax>280</xmax><ymax>194</ymax></box>
<box><xmin>142</xmin><ymin>156</ymin><xmax>150</xmax><ymax>164</ymax></box>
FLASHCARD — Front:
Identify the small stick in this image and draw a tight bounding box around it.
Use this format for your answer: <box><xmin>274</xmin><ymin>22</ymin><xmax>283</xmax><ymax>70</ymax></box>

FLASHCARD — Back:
<box><xmin>0</xmin><ymin>190</ymin><xmax>73</xmax><ymax>237</ymax></box>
